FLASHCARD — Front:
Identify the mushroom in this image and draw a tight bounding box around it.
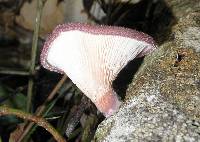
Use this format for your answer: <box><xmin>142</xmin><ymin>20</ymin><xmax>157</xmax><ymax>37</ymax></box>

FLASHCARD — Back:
<box><xmin>40</xmin><ymin>23</ymin><xmax>157</xmax><ymax>117</ymax></box>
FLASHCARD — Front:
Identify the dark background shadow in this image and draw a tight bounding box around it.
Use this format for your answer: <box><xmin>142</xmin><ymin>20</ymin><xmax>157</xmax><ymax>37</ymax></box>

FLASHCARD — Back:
<box><xmin>113</xmin><ymin>57</ymin><xmax>144</xmax><ymax>99</ymax></box>
<box><xmin>94</xmin><ymin>0</ymin><xmax>177</xmax><ymax>99</ymax></box>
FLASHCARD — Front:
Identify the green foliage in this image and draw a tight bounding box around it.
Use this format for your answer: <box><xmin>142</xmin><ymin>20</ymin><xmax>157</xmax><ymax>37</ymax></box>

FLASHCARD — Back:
<box><xmin>0</xmin><ymin>85</ymin><xmax>26</xmax><ymax>110</ymax></box>
<box><xmin>0</xmin><ymin>84</ymin><xmax>27</xmax><ymax>125</ymax></box>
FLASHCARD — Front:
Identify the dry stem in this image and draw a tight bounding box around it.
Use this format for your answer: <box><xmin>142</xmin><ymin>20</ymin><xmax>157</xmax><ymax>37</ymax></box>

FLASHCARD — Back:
<box><xmin>27</xmin><ymin>0</ymin><xmax>46</xmax><ymax>112</ymax></box>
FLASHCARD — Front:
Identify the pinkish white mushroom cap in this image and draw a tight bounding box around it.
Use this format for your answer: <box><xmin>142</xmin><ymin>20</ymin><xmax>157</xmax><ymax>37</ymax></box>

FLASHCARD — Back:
<box><xmin>40</xmin><ymin>23</ymin><xmax>157</xmax><ymax>117</ymax></box>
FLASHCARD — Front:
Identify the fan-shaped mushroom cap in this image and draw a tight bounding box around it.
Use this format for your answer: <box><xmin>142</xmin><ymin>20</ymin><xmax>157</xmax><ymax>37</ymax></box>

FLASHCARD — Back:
<box><xmin>40</xmin><ymin>23</ymin><xmax>157</xmax><ymax>117</ymax></box>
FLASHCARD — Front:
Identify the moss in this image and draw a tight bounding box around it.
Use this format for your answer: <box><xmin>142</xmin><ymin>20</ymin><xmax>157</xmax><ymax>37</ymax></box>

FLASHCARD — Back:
<box><xmin>126</xmin><ymin>41</ymin><xmax>200</xmax><ymax>120</ymax></box>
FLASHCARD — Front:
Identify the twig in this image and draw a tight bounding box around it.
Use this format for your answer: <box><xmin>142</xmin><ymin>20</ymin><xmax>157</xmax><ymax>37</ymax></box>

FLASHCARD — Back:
<box><xmin>26</xmin><ymin>0</ymin><xmax>46</xmax><ymax>112</ymax></box>
<box><xmin>37</xmin><ymin>75</ymin><xmax>68</xmax><ymax>115</ymax></box>
<box><xmin>0</xmin><ymin>69</ymin><xmax>29</xmax><ymax>76</ymax></box>
<box><xmin>0</xmin><ymin>106</ymin><xmax>66</xmax><ymax>142</ymax></box>
<box><xmin>18</xmin><ymin>75</ymin><xmax>68</xmax><ymax>142</ymax></box>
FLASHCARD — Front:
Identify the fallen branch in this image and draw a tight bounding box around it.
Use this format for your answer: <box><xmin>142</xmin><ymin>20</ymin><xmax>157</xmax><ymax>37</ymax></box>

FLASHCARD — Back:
<box><xmin>0</xmin><ymin>106</ymin><xmax>66</xmax><ymax>142</ymax></box>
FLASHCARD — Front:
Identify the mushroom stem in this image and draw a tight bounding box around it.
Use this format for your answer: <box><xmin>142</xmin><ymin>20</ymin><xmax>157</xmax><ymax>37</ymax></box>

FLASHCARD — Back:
<box><xmin>94</xmin><ymin>90</ymin><xmax>121</xmax><ymax>117</ymax></box>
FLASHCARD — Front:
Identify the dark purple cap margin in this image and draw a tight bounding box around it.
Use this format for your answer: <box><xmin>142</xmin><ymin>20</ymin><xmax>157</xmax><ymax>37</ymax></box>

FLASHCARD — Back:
<box><xmin>40</xmin><ymin>23</ymin><xmax>157</xmax><ymax>73</ymax></box>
